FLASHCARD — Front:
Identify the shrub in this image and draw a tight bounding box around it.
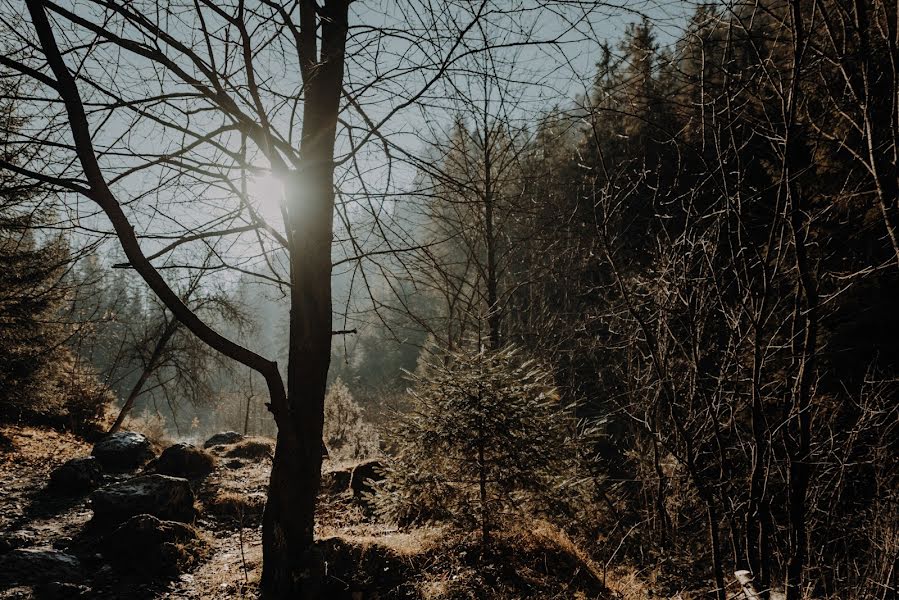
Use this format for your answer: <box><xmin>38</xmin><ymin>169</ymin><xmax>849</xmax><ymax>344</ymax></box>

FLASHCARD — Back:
<box><xmin>324</xmin><ymin>378</ymin><xmax>378</xmax><ymax>460</ymax></box>
<box><xmin>55</xmin><ymin>352</ymin><xmax>116</xmax><ymax>437</ymax></box>
<box><xmin>123</xmin><ymin>409</ymin><xmax>171</xmax><ymax>447</ymax></box>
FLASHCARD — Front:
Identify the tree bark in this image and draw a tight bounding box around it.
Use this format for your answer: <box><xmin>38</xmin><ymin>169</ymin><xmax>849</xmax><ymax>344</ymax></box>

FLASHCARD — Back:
<box><xmin>707</xmin><ymin>502</ymin><xmax>726</xmax><ymax>600</ymax></box>
<box><xmin>259</xmin><ymin>1</ymin><xmax>348</xmax><ymax>597</ymax></box>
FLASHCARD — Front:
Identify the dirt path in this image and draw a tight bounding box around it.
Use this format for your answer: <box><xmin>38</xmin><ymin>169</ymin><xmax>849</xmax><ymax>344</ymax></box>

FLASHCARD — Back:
<box><xmin>0</xmin><ymin>426</ymin><xmax>615</xmax><ymax>600</ymax></box>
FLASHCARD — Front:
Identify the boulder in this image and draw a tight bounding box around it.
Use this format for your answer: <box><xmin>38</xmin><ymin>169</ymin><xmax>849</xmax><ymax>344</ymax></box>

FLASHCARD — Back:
<box><xmin>154</xmin><ymin>443</ymin><xmax>215</xmax><ymax>478</ymax></box>
<box><xmin>91</xmin><ymin>474</ymin><xmax>195</xmax><ymax>523</ymax></box>
<box><xmin>91</xmin><ymin>431</ymin><xmax>155</xmax><ymax>471</ymax></box>
<box><xmin>0</xmin><ymin>549</ymin><xmax>82</xmax><ymax>586</ymax></box>
<box><xmin>203</xmin><ymin>431</ymin><xmax>243</xmax><ymax>448</ymax></box>
<box><xmin>321</xmin><ymin>468</ymin><xmax>352</xmax><ymax>496</ymax></box>
<box><xmin>100</xmin><ymin>514</ymin><xmax>207</xmax><ymax>575</ymax></box>
<box><xmin>48</xmin><ymin>457</ymin><xmax>102</xmax><ymax>495</ymax></box>
<box><xmin>349</xmin><ymin>459</ymin><xmax>385</xmax><ymax>498</ymax></box>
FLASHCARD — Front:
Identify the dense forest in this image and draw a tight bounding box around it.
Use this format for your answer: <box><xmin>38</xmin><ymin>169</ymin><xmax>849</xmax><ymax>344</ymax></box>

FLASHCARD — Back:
<box><xmin>0</xmin><ymin>1</ymin><xmax>897</xmax><ymax>599</ymax></box>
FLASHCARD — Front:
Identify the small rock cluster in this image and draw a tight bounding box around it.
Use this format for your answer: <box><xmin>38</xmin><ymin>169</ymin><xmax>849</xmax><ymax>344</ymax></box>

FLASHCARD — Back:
<box><xmin>0</xmin><ymin>430</ymin><xmax>229</xmax><ymax>594</ymax></box>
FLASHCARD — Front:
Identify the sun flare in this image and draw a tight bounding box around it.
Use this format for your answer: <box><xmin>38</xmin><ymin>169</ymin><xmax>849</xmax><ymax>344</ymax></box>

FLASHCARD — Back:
<box><xmin>248</xmin><ymin>172</ymin><xmax>284</xmax><ymax>223</ymax></box>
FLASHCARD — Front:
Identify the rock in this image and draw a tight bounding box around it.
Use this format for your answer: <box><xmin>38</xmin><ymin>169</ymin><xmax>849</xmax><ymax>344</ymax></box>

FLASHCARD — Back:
<box><xmin>223</xmin><ymin>438</ymin><xmax>273</xmax><ymax>460</ymax></box>
<box><xmin>349</xmin><ymin>460</ymin><xmax>385</xmax><ymax>498</ymax></box>
<box><xmin>91</xmin><ymin>431</ymin><xmax>155</xmax><ymax>471</ymax></box>
<box><xmin>154</xmin><ymin>443</ymin><xmax>215</xmax><ymax>478</ymax></box>
<box><xmin>223</xmin><ymin>459</ymin><xmax>245</xmax><ymax>470</ymax></box>
<box><xmin>91</xmin><ymin>474</ymin><xmax>195</xmax><ymax>523</ymax></box>
<box><xmin>203</xmin><ymin>431</ymin><xmax>243</xmax><ymax>449</ymax></box>
<box><xmin>100</xmin><ymin>514</ymin><xmax>207</xmax><ymax>575</ymax></box>
<box><xmin>48</xmin><ymin>457</ymin><xmax>102</xmax><ymax>495</ymax></box>
<box><xmin>51</xmin><ymin>538</ymin><xmax>73</xmax><ymax>551</ymax></box>
<box><xmin>0</xmin><ymin>531</ymin><xmax>34</xmax><ymax>554</ymax></box>
<box><xmin>321</xmin><ymin>468</ymin><xmax>351</xmax><ymax>495</ymax></box>
<box><xmin>0</xmin><ymin>549</ymin><xmax>82</xmax><ymax>586</ymax></box>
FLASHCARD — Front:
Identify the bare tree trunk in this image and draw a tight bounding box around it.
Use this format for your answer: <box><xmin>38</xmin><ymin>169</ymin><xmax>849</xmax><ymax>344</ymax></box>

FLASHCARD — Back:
<box><xmin>483</xmin><ymin>127</ymin><xmax>500</xmax><ymax>350</ymax></box>
<box><xmin>784</xmin><ymin>4</ymin><xmax>817</xmax><ymax>598</ymax></box>
<box><xmin>243</xmin><ymin>390</ymin><xmax>252</xmax><ymax>436</ymax></box>
<box><xmin>706</xmin><ymin>502</ymin><xmax>726</xmax><ymax>600</ymax></box>
<box><xmin>478</xmin><ymin>434</ymin><xmax>489</xmax><ymax>549</ymax></box>
<box><xmin>259</xmin><ymin>163</ymin><xmax>333</xmax><ymax>597</ymax></box>
<box><xmin>651</xmin><ymin>431</ymin><xmax>669</xmax><ymax>550</ymax></box>
<box><xmin>746</xmin><ymin>318</ymin><xmax>772</xmax><ymax>598</ymax></box>
<box><xmin>785</xmin><ymin>219</ymin><xmax>817</xmax><ymax>600</ymax></box>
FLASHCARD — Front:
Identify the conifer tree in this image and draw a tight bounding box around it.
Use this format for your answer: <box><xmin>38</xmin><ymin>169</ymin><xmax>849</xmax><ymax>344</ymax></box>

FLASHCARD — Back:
<box><xmin>375</xmin><ymin>345</ymin><xmax>576</xmax><ymax>548</ymax></box>
<box><xmin>0</xmin><ymin>87</ymin><xmax>68</xmax><ymax>420</ymax></box>
<box><xmin>0</xmin><ymin>87</ymin><xmax>110</xmax><ymax>430</ymax></box>
<box><xmin>0</xmin><ymin>209</ymin><xmax>69</xmax><ymax>419</ymax></box>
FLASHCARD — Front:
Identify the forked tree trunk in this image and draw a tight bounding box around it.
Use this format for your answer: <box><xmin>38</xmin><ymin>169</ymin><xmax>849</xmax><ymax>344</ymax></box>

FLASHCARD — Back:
<box><xmin>259</xmin><ymin>2</ymin><xmax>348</xmax><ymax>596</ymax></box>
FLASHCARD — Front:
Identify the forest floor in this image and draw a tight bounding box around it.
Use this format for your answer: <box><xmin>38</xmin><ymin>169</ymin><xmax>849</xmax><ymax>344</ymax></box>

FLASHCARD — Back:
<box><xmin>0</xmin><ymin>425</ymin><xmax>619</xmax><ymax>599</ymax></box>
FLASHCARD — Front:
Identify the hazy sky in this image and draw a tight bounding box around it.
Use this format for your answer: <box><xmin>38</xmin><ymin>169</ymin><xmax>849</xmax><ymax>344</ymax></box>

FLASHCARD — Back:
<box><xmin>5</xmin><ymin>0</ymin><xmax>699</xmax><ymax>286</ymax></box>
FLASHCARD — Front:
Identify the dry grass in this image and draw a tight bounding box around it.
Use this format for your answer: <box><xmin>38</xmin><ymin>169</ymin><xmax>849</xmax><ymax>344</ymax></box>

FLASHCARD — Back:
<box><xmin>410</xmin><ymin>525</ymin><xmax>612</xmax><ymax>600</ymax></box>
<box><xmin>529</xmin><ymin>519</ymin><xmax>605</xmax><ymax>581</ymax></box>
<box><xmin>0</xmin><ymin>425</ymin><xmax>90</xmax><ymax>474</ymax></box>
<box><xmin>205</xmin><ymin>490</ymin><xmax>266</xmax><ymax>520</ymax></box>
<box><xmin>223</xmin><ymin>438</ymin><xmax>274</xmax><ymax>460</ymax></box>
<box><xmin>528</xmin><ymin>520</ymin><xmax>666</xmax><ymax>600</ymax></box>
<box><xmin>603</xmin><ymin>566</ymin><xmax>653</xmax><ymax>600</ymax></box>
<box><xmin>320</xmin><ymin>524</ymin><xmax>447</xmax><ymax>557</ymax></box>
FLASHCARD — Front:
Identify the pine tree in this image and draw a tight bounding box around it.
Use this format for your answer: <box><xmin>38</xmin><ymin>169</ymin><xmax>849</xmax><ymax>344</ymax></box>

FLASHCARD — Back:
<box><xmin>375</xmin><ymin>345</ymin><xmax>576</xmax><ymax>548</ymax></box>
<box><xmin>0</xmin><ymin>209</ymin><xmax>68</xmax><ymax>419</ymax></box>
